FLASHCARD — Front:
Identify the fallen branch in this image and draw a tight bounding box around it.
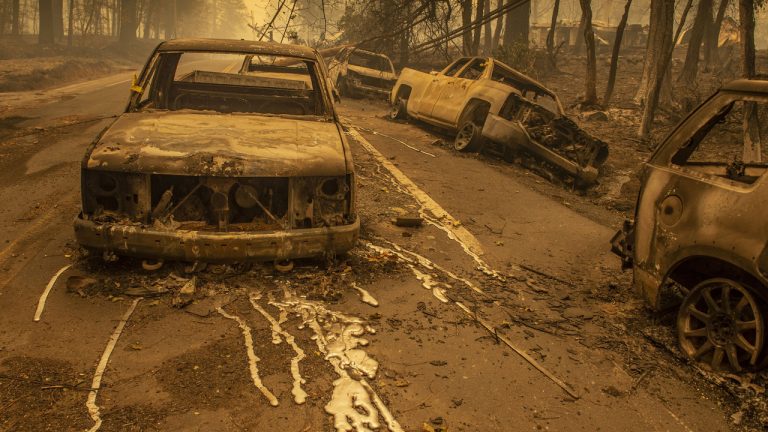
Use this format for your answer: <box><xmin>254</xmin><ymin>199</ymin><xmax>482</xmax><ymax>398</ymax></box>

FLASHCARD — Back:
<box><xmin>352</xmin><ymin>125</ymin><xmax>437</xmax><ymax>158</ymax></box>
<box><xmin>0</xmin><ymin>374</ymin><xmax>96</xmax><ymax>392</ymax></box>
<box><xmin>453</xmin><ymin>299</ymin><xmax>579</xmax><ymax>399</ymax></box>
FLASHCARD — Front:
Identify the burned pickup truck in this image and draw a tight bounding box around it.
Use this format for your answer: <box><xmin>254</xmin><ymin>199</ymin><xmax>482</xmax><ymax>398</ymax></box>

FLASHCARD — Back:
<box><xmin>327</xmin><ymin>47</ymin><xmax>397</xmax><ymax>98</ymax></box>
<box><xmin>613</xmin><ymin>80</ymin><xmax>768</xmax><ymax>372</ymax></box>
<box><xmin>74</xmin><ymin>39</ymin><xmax>359</xmax><ymax>263</ymax></box>
<box><xmin>390</xmin><ymin>57</ymin><xmax>607</xmax><ymax>188</ymax></box>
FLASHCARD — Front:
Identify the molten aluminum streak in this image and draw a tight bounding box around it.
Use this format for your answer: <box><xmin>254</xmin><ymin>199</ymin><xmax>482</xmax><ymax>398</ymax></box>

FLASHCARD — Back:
<box><xmin>34</xmin><ymin>264</ymin><xmax>72</xmax><ymax>322</ymax></box>
<box><xmin>217</xmin><ymin>307</ymin><xmax>279</xmax><ymax>407</ymax></box>
<box><xmin>86</xmin><ymin>298</ymin><xmax>141</xmax><ymax>432</ymax></box>
<box><xmin>249</xmin><ymin>293</ymin><xmax>308</xmax><ymax>404</ymax></box>
<box><xmin>269</xmin><ymin>292</ymin><xmax>403</xmax><ymax>432</ymax></box>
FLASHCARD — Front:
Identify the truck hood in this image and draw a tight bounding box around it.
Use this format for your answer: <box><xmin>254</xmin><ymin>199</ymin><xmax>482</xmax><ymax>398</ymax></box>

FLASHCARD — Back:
<box><xmin>87</xmin><ymin>111</ymin><xmax>348</xmax><ymax>177</ymax></box>
<box><xmin>348</xmin><ymin>64</ymin><xmax>397</xmax><ymax>81</ymax></box>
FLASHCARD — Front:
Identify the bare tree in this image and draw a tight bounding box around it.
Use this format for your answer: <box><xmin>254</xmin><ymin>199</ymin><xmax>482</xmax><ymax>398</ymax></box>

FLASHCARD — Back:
<box><xmin>638</xmin><ymin>0</ymin><xmax>693</xmax><ymax>139</ymax></box>
<box><xmin>679</xmin><ymin>0</ymin><xmax>713</xmax><ymax>85</ymax></box>
<box><xmin>739</xmin><ymin>0</ymin><xmax>760</xmax><ymax>162</ymax></box>
<box><xmin>461</xmin><ymin>0</ymin><xmax>472</xmax><ymax>54</ymax></box>
<box><xmin>703</xmin><ymin>0</ymin><xmax>729</xmax><ymax>67</ymax></box>
<box><xmin>579</xmin><ymin>0</ymin><xmax>597</xmax><ymax>105</ymax></box>
<box><xmin>492</xmin><ymin>0</ymin><xmax>503</xmax><ymax>47</ymax></box>
<box><xmin>471</xmin><ymin>0</ymin><xmax>485</xmax><ymax>55</ymax></box>
<box><xmin>604</xmin><ymin>0</ymin><xmax>633</xmax><ymax>105</ymax></box>
<box><xmin>483</xmin><ymin>0</ymin><xmax>492</xmax><ymax>54</ymax></box>
<box><xmin>119</xmin><ymin>0</ymin><xmax>136</xmax><ymax>43</ymax></box>
<box><xmin>67</xmin><ymin>0</ymin><xmax>74</xmax><ymax>45</ymax></box>
<box><xmin>52</xmin><ymin>0</ymin><xmax>62</xmax><ymax>39</ymax></box>
<box><xmin>38</xmin><ymin>0</ymin><xmax>55</xmax><ymax>44</ymax></box>
<box><xmin>11</xmin><ymin>0</ymin><xmax>20</xmax><ymax>35</ymax></box>
<box><xmin>545</xmin><ymin>0</ymin><xmax>560</xmax><ymax>68</ymax></box>
<box><xmin>503</xmin><ymin>0</ymin><xmax>529</xmax><ymax>47</ymax></box>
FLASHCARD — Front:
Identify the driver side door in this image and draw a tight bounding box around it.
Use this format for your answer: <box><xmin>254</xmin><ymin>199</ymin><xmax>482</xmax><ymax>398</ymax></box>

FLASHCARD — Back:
<box><xmin>430</xmin><ymin>58</ymin><xmax>489</xmax><ymax>125</ymax></box>
<box><xmin>413</xmin><ymin>58</ymin><xmax>470</xmax><ymax>118</ymax></box>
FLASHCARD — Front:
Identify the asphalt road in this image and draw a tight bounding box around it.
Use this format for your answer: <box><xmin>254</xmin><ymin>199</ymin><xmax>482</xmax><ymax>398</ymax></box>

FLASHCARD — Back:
<box><xmin>0</xmin><ymin>73</ymin><xmax>741</xmax><ymax>432</ymax></box>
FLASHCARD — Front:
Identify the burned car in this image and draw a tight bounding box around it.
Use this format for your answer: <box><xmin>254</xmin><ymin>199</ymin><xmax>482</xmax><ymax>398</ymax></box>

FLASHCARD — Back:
<box><xmin>390</xmin><ymin>57</ymin><xmax>608</xmax><ymax>187</ymax></box>
<box><xmin>74</xmin><ymin>39</ymin><xmax>359</xmax><ymax>263</ymax></box>
<box><xmin>327</xmin><ymin>47</ymin><xmax>397</xmax><ymax>98</ymax></box>
<box><xmin>612</xmin><ymin>80</ymin><xmax>768</xmax><ymax>372</ymax></box>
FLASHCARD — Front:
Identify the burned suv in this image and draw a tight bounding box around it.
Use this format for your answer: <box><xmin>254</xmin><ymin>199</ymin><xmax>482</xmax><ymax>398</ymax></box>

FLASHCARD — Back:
<box><xmin>613</xmin><ymin>80</ymin><xmax>768</xmax><ymax>372</ymax></box>
<box><xmin>74</xmin><ymin>39</ymin><xmax>358</xmax><ymax>263</ymax></box>
<box><xmin>327</xmin><ymin>47</ymin><xmax>397</xmax><ymax>98</ymax></box>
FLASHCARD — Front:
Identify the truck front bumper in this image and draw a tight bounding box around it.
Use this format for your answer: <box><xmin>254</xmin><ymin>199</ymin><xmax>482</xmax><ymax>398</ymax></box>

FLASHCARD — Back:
<box><xmin>74</xmin><ymin>215</ymin><xmax>360</xmax><ymax>262</ymax></box>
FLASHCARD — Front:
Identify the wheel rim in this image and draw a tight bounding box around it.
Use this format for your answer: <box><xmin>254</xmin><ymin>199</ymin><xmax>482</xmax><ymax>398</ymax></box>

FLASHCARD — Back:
<box><xmin>677</xmin><ymin>279</ymin><xmax>764</xmax><ymax>372</ymax></box>
<box><xmin>455</xmin><ymin>122</ymin><xmax>475</xmax><ymax>150</ymax></box>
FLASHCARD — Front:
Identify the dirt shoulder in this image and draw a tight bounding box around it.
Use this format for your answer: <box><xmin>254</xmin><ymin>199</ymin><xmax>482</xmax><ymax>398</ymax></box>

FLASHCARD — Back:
<box><xmin>0</xmin><ymin>37</ymin><xmax>156</xmax><ymax>92</ymax></box>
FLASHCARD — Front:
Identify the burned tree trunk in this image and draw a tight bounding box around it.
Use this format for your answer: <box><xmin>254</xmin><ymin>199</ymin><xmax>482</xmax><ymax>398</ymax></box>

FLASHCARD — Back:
<box><xmin>52</xmin><ymin>0</ymin><xmax>63</xmax><ymax>39</ymax></box>
<box><xmin>679</xmin><ymin>0</ymin><xmax>712</xmax><ymax>85</ymax></box>
<box><xmin>164</xmin><ymin>0</ymin><xmax>176</xmax><ymax>39</ymax></box>
<box><xmin>492</xmin><ymin>0</ymin><xmax>504</xmax><ymax>48</ymax></box>
<box><xmin>38</xmin><ymin>0</ymin><xmax>55</xmax><ymax>44</ymax></box>
<box><xmin>739</xmin><ymin>0</ymin><xmax>760</xmax><ymax>162</ymax></box>
<box><xmin>580</xmin><ymin>0</ymin><xmax>598</xmax><ymax>105</ymax></box>
<box><xmin>119</xmin><ymin>0</ymin><xmax>137</xmax><ymax>44</ymax></box>
<box><xmin>472</xmin><ymin>0</ymin><xmax>485</xmax><ymax>55</ymax></box>
<box><xmin>67</xmin><ymin>0</ymin><xmax>74</xmax><ymax>46</ymax></box>
<box><xmin>11</xmin><ymin>0</ymin><xmax>20</xmax><ymax>35</ymax></box>
<box><xmin>483</xmin><ymin>0</ymin><xmax>492</xmax><ymax>54</ymax></box>
<box><xmin>503</xmin><ymin>0</ymin><xmax>530</xmax><ymax>47</ymax></box>
<box><xmin>704</xmin><ymin>0</ymin><xmax>729</xmax><ymax>68</ymax></box>
<box><xmin>546</xmin><ymin>0</ymin><xmax>561</xmax><ymax>68</ymax></box>
<box><xmin>604</xmin><ymin>0</ymin><xmax>632</xmax><ymax>106</ymax></box>
<box><xmin>461</xmin><ymin>0</ymin><xmax>472</xmax><ymax>55</ymax></box>
<box><xmin>637</xmin><ymin>0</ymin><xmax>675</xmax><ymax>139</ymax></box>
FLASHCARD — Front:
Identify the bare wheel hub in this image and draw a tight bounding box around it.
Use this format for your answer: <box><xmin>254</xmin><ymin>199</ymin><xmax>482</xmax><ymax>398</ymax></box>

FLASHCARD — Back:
<box><xmin>708</xmin><ymin>313</ymin><xmax>737</xmax><ymax>347</ymax></box>
<box><xmin>677</xmin><ymin>278</ymin><xmax>765</xmax><ymax>372</ymax></box>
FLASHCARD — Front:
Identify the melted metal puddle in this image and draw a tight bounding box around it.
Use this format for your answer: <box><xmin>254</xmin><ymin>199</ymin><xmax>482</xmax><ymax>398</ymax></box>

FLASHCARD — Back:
<box><xmin>267</xmin><ymin>289</ymin><xmax>403</xmax><ymax>432</ymax></box>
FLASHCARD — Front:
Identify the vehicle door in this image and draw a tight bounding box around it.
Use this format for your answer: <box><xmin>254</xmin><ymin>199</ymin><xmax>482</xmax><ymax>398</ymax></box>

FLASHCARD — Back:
<box><xmin>413</xmin><ymin>58</ymin><xmax>471</xmax><ymax>117</ymax></box>
<box><xmin>633</xmin><ymin>93</ymin><xmax>768</xmax><ymax>302</ymax></box>
<box><xmin>430</xmin><ymin>58</ymin><xmax>489</xmax><ymax>125</ymax></box>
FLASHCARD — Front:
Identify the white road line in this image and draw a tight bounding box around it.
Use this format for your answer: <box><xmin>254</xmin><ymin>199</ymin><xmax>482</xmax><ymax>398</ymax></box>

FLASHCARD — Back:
<box><xmin>347</xmin><ymin>127</ymin><xmax>504</xmax><ymax>278</ymax></box>
<box><xmin>217</xmin><ymin>306</ymin><xmax>279</xmax><ymax>406</ymax></box>
<box><xmin>33</xmin><ymin>264</ymin><xmax>72</xmax><ymax>322</ymax></box>
<box><xmin>86</xmin><ymin>298</ymin><xmax>142</xmax><ymax>432</ymax></box>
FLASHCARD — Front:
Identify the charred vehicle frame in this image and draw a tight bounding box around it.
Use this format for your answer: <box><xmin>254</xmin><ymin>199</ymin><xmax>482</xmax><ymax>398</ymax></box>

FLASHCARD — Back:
<box><xmin>75</xmin><ymin>39</ymin><xmax>359</xmax><ymax>263</ymax></box>
<box><xmin>326</xmin><ymin>46</ymin><xmax>397</xmax><ymax>98</ymax></box>
<box><xmin>613</xmin><ymin>80</ymin><xmax>768</xmax><ymax>373</ymax></box>
<box><xmin>390</xmin><ymin>56</ymin><xmax>608</xmax><ymax>188</ymax></box>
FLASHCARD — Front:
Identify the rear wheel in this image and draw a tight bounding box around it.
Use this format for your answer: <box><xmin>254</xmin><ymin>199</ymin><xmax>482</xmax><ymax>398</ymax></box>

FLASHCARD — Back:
<box><xmin>454</xmin><ymin>120</ymin><xmax>484</xmax><ymax>152</ymax></box>
<box><xmin>390</xmin><ymin>97</ymin><xmax>408</xmax><ymax>120</ymax></box>
<box><xmin>676</xmin><ymin>278</ymin><xmax>766</xmax><ymax>372</ymax></box>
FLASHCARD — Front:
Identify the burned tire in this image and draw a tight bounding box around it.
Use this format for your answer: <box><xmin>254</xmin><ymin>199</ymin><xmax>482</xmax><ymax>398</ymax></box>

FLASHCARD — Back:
<box><xmin>676</xmin><ymin>278</ymin><xmax>766</xmax><ymax>372</ymax></box>
<box><xmin>390</xmin><ymin>97</ymin><xmax>408</xmax><ymax>120</ymax></box>
<box><xmin>454</xmin><ymin>120</ymin><xmax>484</xmax><ymax>152</ymax></box>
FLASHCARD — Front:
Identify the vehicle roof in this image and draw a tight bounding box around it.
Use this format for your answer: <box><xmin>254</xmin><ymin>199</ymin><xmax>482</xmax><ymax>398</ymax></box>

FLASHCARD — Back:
<box><xmin>156</xmin><ymin>38</ymin><xmax>319</xmax><ymax>60</ymax></box>
<box><xmin>347</xmin><ymin>47</ymin><xmax>388</xmax><ymax>58</ymax></box>
<box><xmin>721</xmin><ymin>79</ymin><xmax>768</xmax><ymax>94</ymax></box>
<box><xmin>470</xmin><ymin>56</ymin><xmax>558</xmax><ymax>98</ymax></box>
